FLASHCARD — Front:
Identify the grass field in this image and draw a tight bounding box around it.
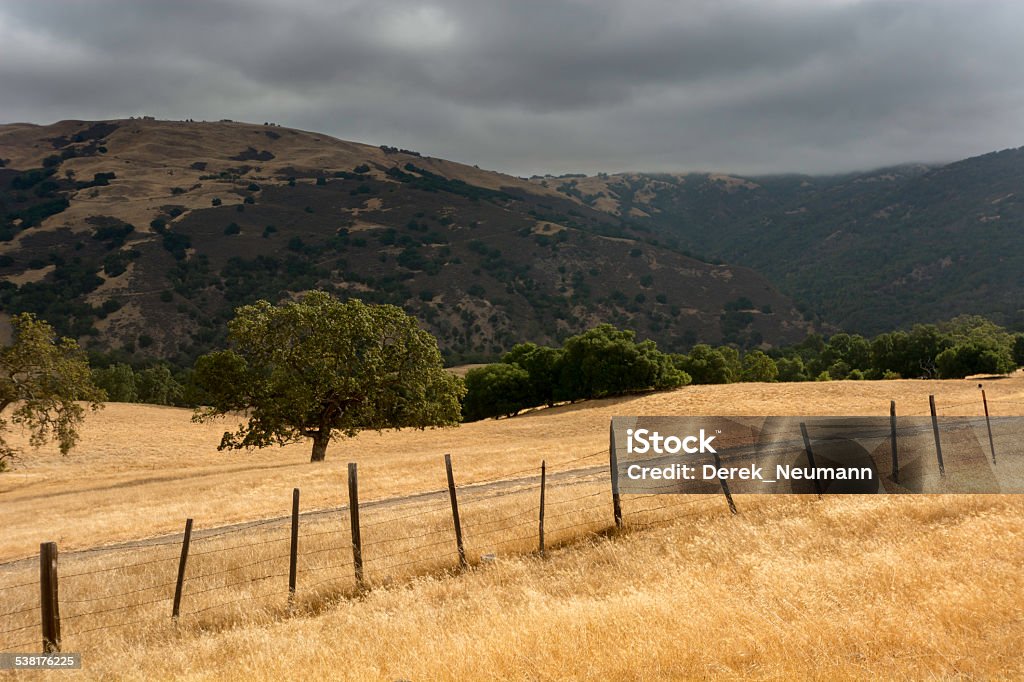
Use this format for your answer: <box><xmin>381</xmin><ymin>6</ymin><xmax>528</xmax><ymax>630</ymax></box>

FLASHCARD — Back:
<box><xmin>1</xmin><ymin>374</ymin><xmax>1023</xmax><ymax>679</ymax></box>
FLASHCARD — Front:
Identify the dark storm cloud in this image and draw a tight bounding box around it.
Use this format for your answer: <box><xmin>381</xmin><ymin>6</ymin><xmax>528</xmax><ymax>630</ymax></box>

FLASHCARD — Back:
<box><xmin>1</xmin><ymin>1</ymin><xmax>1022</xmax><ymax>175</ymax></box>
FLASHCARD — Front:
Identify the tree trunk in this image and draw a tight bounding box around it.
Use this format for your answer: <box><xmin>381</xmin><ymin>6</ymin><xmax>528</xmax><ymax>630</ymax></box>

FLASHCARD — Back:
<box><xmin>310</xmin><ymin>431</ymin><xmax>330</xmax><ymax>462</ymax></box>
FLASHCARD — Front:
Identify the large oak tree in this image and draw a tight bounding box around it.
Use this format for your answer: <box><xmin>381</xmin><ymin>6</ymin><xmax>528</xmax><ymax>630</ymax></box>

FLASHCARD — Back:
<box><xmin>192</xmin><ymin>292</ymin><xmax>465</xmax><ymax>462</ymax></box>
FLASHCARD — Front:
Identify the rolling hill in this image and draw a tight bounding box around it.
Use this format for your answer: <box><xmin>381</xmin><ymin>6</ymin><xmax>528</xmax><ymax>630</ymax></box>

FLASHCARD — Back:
<box><xmin>0</xmin><ymin>118</ymin><xmax>810</xmax><ymax>364</ymax></box>
<box><xmin>536</xmin><ymin>147</ymin><xmax>1024</xmax><ymax>334</ymax></box>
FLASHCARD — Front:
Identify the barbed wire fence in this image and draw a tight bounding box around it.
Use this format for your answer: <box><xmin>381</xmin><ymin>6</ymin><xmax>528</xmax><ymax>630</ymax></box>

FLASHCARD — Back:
<box><xmin>0</xmin><ymin>388</ymin><xmax>1020</xmax><ymax>654</ymax></box>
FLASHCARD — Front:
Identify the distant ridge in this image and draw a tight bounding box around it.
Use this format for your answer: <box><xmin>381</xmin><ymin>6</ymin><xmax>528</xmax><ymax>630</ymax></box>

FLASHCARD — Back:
<box><xmin>532</xmin><ymin>146</ymin><xmax>1024</xmax><ymax>334</ymax></box>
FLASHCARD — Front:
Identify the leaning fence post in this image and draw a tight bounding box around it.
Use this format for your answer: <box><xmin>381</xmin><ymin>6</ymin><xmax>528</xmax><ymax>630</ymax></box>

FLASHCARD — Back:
<box><xmin>347</xmin><ymin>463</ymin><xmax>364</xmax><ymax>588</ymax></box>
<box><xmin>172</xmin><ymin>518</ymin><xmax>192</xmax><ymax>621</ymax></box>
<box><xmin>39</xmin><ymin>542</ymin><xmax>60</xmax><ymax>653</ymax></box>
<box><xmin>799</xmin><ymin>422</ymin><xmax>823</xmax><ymax>498</ymax></box>
<box><xmin>289</xmin><ymin>488</ymin><xmax>299</xmax><ymax>606</ymax></box>
<box><xmin>982</xmin><ymin>389</ymin><xmax>996</xmax><ymax>465</ymax></box>
<box><xmin>538</xmin><ymin>460</ymin><xmax>546</xmax><ymax>558</ymax></box>
<box><xmin>609</xmin><ymin>422</ymin><xmax>623</xmax><ymax>529</ymax></box>
<box><xmin>712</xmin><ymin>451</ymin><xmax>738</xmax><ymax>515</ymax></box>
<box><xmin>929</xmin><ymin>395</ymin><xmax>945</xmax><ymax>476</ymax></box>
<box><xmin>890</xmin><ymin>400</ymin><xmax>899</xmax><ymax>484</ymax></box>
<box><xmin>444</xmin><ymin>454</ymin><xmax>468</xmax><ymax>568</ymax></box>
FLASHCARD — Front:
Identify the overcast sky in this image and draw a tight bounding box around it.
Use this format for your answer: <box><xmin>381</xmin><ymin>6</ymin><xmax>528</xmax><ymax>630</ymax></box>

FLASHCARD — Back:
<box><xmin>1</xmin><ymin>0</ymin><xmax>1022</xmax><ymax>177</ymax></box>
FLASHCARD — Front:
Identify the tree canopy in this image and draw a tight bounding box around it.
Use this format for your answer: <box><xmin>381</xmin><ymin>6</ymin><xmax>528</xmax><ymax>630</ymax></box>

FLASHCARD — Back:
<box><xmin>0</xmin><ymin>313</ymin><xmax>104</xmax><ymax>470</ymax></box>
<box><xmin>673</xmin><ymin>344</ymin><xmax>736</xmax><ymax>384</ymax></box>
<box><xmin>741</xmin><ymin>350</ymin><xmax>779</xmax><ymax>382</ymax></box>
<box><xmin>556</xmin><ymin>325</ymin><xmax>689</xmax><ymax>402</ymax></box>
<box><xmin>462</xmin><ymin>363</ymin><xmax>532</xmax><ymax>421</ymax></box>
<box><xmin>192</xmin><ymin>291</ymin><xmax>464</xmax><ymax>461</ymax></box>
<box><xmin>462</xmin><ymin>325</ymin><xmax>689</xmax><ymax>421</ymax></box>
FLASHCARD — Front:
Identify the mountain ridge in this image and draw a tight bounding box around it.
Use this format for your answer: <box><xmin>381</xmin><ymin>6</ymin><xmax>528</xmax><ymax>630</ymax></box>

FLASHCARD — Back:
<box><xmin>536</xmin><ymin>146</ymin><xmax>1024</xmax><ymax>334</ymax></box>
<box><xmin>0</xmin><ymin>118</ymin><xmax>811</xmax><ymax>363</ymax></box>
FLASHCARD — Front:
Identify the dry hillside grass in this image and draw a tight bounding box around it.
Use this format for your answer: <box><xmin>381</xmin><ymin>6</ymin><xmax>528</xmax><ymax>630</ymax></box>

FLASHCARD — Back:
<box><xmin>0</xmin><ymin>118</ymin><xmax>564</xmax><ymax>245</ymax></box>
<box><xmin>3</xmin><ymin>373</ymin><xmax>1022</xmax><ymax>561</ymax></box>
<box><xmin>1</xmin><ymin>375</ymin><xmax>1023</xmax><ymax>679</ymax></box>
<box><xmin>73</xmin><ymin>497</ymin><xmax>1024</xmax><ymax>680</ymax></box>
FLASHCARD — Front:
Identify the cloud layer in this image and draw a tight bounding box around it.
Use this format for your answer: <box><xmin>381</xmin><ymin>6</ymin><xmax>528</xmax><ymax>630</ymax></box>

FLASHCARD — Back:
<box><xmin>2</xmin><ymin>0</ymin><xmax>1022</xmax><ymax>176</ymax></box>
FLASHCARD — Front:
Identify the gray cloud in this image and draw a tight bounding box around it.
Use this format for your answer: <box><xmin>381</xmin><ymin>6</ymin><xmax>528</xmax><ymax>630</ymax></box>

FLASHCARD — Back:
<box><xmin>1</xmin><ymin>0</ymin><xmax>1022</xmax><ymax>176</ymax></box>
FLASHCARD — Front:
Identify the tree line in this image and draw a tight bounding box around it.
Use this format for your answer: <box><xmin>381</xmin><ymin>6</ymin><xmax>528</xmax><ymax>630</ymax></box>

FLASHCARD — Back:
<box><xmin>462</xmin><ymin>314</ymin><xmax>1024</xmax><ymax>421</ymax></box>
<box><xmin>3</xmin><ymin>293</ymin><xmax>1023</xmax><ymax>468</ymax></box>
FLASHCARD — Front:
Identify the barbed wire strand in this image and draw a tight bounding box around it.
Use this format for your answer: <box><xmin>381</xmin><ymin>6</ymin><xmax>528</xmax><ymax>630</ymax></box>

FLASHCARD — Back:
<box><xmin>486</xmin><ymin>533</ymin><xmax>541</xmax><ymax>550</ymax></box>
<box><xmin>374</xmin><ymin>551</ymin><xmax>457</xmax><ymax>573</ymax></box>
<box><xmin>1</xmin><ymin>639</ymin><xmax>41</xmax><ymax>653</ymax></box>
<box><xmin>0</xmin><ymin>580</ymin><xmax>39</xmax><ymax>593</ymax></box>
<box><xmin>0</xmin><ymin>605</ymin><xmax>37</xmax><ymax>620</ymax></box>
<box><xmin>191</xmin><ymin>517</ymin><xmax>290</xmax><ymax>543</ymax></box>
<box><xmin>63</xmin><ymin>594</ymin><xmax>170</xmax><ymax>622</ymax></box>
<box><xmin>462</xmin><ymin>506</ymin><xmax>540</xmax><ymax>532</ymax></box>
<box><xmin>0</xmin><ymin>621</ymin><xmax>40</xmax><ymax>636</ymax></box>
<box><xmin>299</xmin><ymin>559</ymin><xmax>354</xmax><ymax>577</ymax></box>
<box><xmin>546</xmin><ymin>489</ymin><xmax>606</xmax><ymax>506</ymax></box>
<box><xmin>303</xmin><ymin>574</ymin><xmax>356</xmax><ymax>594</ymax></box>
<box><xmin>189</xmin><ymin>534</ymin><xmax>289</xmax><ymax>558</ymax></box>
<box><xmin>362</xmin><ymin>524</ymin><xmax>452</xmax><ymax>549</ymax></box>
<box><xmin>70</xmin><ymin>614</ymin><xmax>161</xmax><ymax>638</ymax></box>
<box><xmin>60</xmin><ymin>551</ymin><xmax>181</xmax><ymax>580</ymax></box>
<box><xmin>299</xmin><ymin>526</ymin><xmax>348</xmax><ymax>539</ymax></box>
<box><xmin>61</xmin><ymin>578</ymin><xmax>178</xmax><ymax>605</ymax></box>
<box><xmin>360</xmin><ymin>500</ymin><xmax>454</xmax><ymax>528</ymax></box>
<box><xmin>185</xmin><ymin>587</ymin><xmax>290</xmax><ymax>619</ymax></box>
<box><xmin>467</xmin><ymin>516</ymin><xmax>539</xmax><ymax>540</ymax></box>
<box><xmin>297</xmin><ymin>544</ymin><xmax>350</xmax><ymax>559</ymax></box>
<box><xmin>183</xmin><ymin>571</ymin><xmax>290</xmax><ymax>601</ymax></box>
<box><xmin>187</xmin><ymin>553</ymin><xmax>291</xmax><ymax>583</ymax></box>
<box><xmin>367</xmin><ymin>536</ymin><xmax>456</xmax><ymax>564</ymax></box>
<box><xmin>60</xmin><ymin>535</ymin><xmax>184</xmax><ymax>558</ymax></box>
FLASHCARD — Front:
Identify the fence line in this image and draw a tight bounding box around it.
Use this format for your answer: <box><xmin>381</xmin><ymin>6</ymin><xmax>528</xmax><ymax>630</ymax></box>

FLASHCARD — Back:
<box><xmin>1</xmin><ymin>390</ymin><xmax>1020</xmax><ymax>653</ymax></box>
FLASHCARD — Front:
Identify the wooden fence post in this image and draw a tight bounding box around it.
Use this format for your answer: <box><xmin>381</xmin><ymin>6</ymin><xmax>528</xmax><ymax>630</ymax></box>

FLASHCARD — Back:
<box><xmin>609</xmin><ymin>422</ymin><xmax>623</xmax><ymax>529</ymax></box>
<box><xmin>39</xmin><ymin>542</ymin><xmax>60</xmax><ymax>653</ymax></box>
<box><xmin>289</xmin><ymin>488</ymin><xmax>299</xmax><ymax>604</ymax></box>
<box><xmin>929</xmin><ymin>395</ymin><xmax>945</xmax><ymax>476</ymax></box>
<box><xmin>712</xmin><ymin>451</ymin><xmax>738</xmax><ymax>515</ymax></box>
<box><xmin>347</xmin><ymin>463</ymin><xmax>364</xmax><ymax>588</ymax></box>
<box><xmin>890</xmin><ymin>401</ymin><xmax>899</xmax><ymax>484</ymax></box>
<box><xmin>444</xmin><ymin>454</ymin><xmax>468</xmax><ymax>569</ymax></box>
<box><xmin>172</xmin><ymin>518</ymin><xmax>192</xmax><ymax>621</ymax></box>
<box><xmin>982</xmin><ymin>389</ymin><xmax>996</xmax><ymax>465</ymax></box>
<box><xmin>799</xmin><ymin>422</ymin><xmax>823</xmax><ymax>498</ymax></box>
<box><xmin>538</xmin><ymin>460</ymin><xmax>546</xmax><ymax>558</ymax></box>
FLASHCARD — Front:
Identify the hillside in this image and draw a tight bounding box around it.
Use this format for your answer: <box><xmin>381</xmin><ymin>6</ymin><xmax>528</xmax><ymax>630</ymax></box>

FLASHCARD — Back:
<box><xmin>0</xmin><ymin>119</ymin><xmax>810</xmax><ymax>363</ymax></box>
<box><xmin>536</xmin><ymin>148</ymin><xmax>1024</xmax><ymax>334</ymax></box>
<box><xmin>1</xmin><ymin>380</ymin><xmax>1022</xmax><ymax>679</ymax></box>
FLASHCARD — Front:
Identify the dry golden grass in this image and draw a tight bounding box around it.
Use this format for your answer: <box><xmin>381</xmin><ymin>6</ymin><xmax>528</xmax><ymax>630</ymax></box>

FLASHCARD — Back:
<box><xmin>0</xmin><ymin>118</ymin><xmax>566</xmax><ymax>249</ymax></box>
<box><xmin>3</xmin><ymin>494</ymin><xmax>1021</xmax><ymax>680</ymax></box>
<box><xmin>3</xmin><ymin>373</ymin><xmax>1022</xmax><ymax>561</ymax></box>
<box><xmin>1</xmin><ymin>374</ymin><xmax>1023</xmax><ymax>679</ymax></box>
